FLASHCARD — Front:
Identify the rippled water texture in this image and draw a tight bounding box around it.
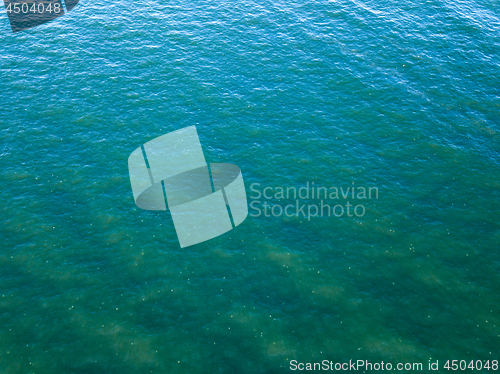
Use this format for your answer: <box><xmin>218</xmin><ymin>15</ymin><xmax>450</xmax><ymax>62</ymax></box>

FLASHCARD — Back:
<box><xmin>0</xmin><ymin>0</ymin><xmax>499</xmax><ymax>372</ymax></box>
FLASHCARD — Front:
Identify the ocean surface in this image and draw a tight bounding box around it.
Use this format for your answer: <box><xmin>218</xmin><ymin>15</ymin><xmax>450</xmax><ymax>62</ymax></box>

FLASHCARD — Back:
<box><xmin>1</xmin><ymin>0</ymin><xmax>499</xmax><ymax>372</ymax></box>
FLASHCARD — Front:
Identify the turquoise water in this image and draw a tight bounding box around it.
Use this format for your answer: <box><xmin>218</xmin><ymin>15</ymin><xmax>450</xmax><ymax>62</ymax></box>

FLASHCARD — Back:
<box><xmin>1</xmin><ymin>0</ymin><xmax>500</xmax><ymax>372</ymax></box>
